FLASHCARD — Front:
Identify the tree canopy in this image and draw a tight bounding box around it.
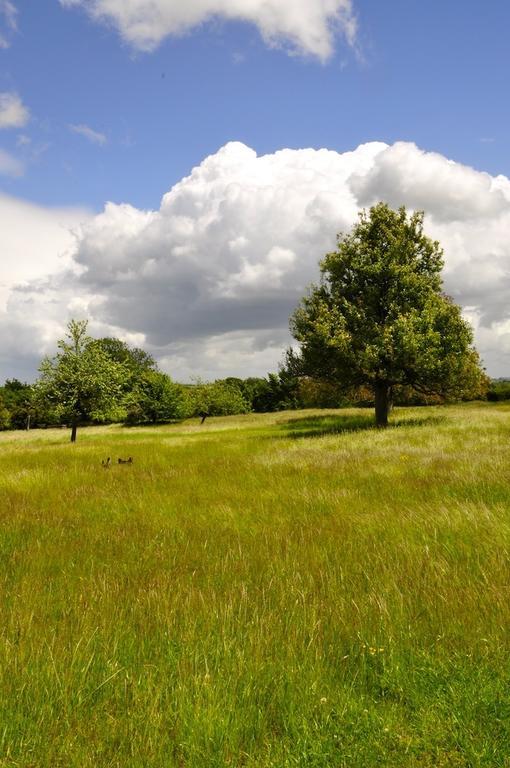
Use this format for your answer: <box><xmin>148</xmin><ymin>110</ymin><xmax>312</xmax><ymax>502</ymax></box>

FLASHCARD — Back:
<box><xmin>289</xmin><ymin>203</ymin><xmax>485</xmax><ymax>427</ymax></box>
<box><xmin>125</xmin><ymin>369</ymin><xmax>187</xmax><ymax>424</ymax></box>
<box><xmin>37</xmin><ymin>320</ymin><xmax>127</xmax><ymax>442</ymax></box>
<box><xmin>93</xmin><ymin>337</ymin><xmax>157</xmax><ymax>378</ymax></box>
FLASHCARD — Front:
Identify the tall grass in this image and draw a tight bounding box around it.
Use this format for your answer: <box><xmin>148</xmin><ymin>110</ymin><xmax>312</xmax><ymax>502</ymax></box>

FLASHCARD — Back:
<box><xmin>1</xmin><ymin>404</ymin><xmax>510</xmax><ymax>766</ymax></box>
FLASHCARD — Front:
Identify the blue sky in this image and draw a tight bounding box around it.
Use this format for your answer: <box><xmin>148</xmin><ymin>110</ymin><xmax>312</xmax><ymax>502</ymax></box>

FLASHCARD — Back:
<box><xmin>1</xmin><ymin>0</ymin><xmax>508</xmax><ymax>211</ymax></box>
<box><xmin>1</xmin><ymin>0</ymin><xmax>510</xmax><ymax>381</ymax></box>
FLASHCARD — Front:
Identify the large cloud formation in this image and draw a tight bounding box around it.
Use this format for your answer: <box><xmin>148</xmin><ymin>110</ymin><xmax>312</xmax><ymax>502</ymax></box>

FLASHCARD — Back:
<box><xmin>59</xmin><ymin>0</ymin><xmax>357</xmax><ymax>59</ymax></box>
<box><xmin>2</xmin><ymin>140</ymin><xmax>510</xmax><ymax>381</ymax></box>
<box><xmin>0</xmin><ymin>194</ymin><xmax>90</xmax><ymax>379</ymax></box>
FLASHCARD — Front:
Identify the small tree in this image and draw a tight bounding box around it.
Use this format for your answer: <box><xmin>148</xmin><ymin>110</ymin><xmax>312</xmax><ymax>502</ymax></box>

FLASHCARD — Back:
<box><xmin>1</xmin><ymin>379</ymin><xmax>39</xmax><ymax>429</ymax></box>
<box><xmin>37</xmin><ymin>320</ymin><xmax>127</xmax><ymax>442</ymax></box>
<box><xmin>186</xmin><ymin>380</ymin><xmax>250</xmax><ymax>419</ymax></box>
<box><xmin>289</xmin><ymin>203</ymin><xmax>485</xmax><ymax>427</ymax></box>
<box><xmin>125</xmin><ymin>370</ymin><xmax>187</xmax><ymax>424</ymax></box>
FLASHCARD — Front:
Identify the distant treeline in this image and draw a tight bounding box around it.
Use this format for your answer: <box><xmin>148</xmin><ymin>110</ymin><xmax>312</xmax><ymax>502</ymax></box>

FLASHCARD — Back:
<box><xmin>486</xmin><ymin>379</ymin><xmax>510</xmax><ymax>402</ymax></box>
<box><xmin>0</xmin><ymin>336</ymin><xmax>496</xmax><ymax>432</ymax></box>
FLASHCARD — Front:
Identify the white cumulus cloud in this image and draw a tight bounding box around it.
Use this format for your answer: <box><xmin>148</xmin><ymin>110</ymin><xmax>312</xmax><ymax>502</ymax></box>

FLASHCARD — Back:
<box><xmin>2</xmin><ymin>140</ymin><xmax>510</xmax><ymax>381</ymax></box>
<box><xmin>59</xmin><ymin>0</ymin><xmax>357</xmax><ymax>60</ymax></box>
<box><xmin>350</xmin><ymin>142</ymin><xmax>508</xmax><ymax>222</ymax></box>
<box><xmin>68</xmin><ymin>142</ymin><xmax>384</xmax><ymax>354</ymax></box>
<box><xmin>0</xmin><ymin>194</ymin><xmax>91</xmax><ymax>379</ymax></box>
<box><xmin>0</xmin><ymin>92</ymin><xmax>29</xmax><ymax>129</ymax></box>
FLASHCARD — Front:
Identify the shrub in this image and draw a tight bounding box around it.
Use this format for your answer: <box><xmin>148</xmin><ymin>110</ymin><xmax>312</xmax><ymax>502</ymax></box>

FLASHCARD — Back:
<box><xmin>487</xmin><ymin>380</ymin><xmax>510</xmax><ymax>402</ymax></box>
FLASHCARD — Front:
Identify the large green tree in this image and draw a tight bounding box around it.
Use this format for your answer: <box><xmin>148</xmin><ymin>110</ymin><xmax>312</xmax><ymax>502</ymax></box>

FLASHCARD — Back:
<box><xmin>289</xmin><ymin>203</ymin><xmax>485</xmax><ymax>427</ymax></box>
<box><xmin>38</xmin><ymin>320</ymin><xmax>128</xmax><ymax>442</ymax></box>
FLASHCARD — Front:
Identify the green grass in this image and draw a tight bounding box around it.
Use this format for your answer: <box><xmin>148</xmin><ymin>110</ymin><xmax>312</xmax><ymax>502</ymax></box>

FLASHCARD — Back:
<box><xmin>1</xmin><ymin>404</ymin><xmax>510</xmax><ymax>767</ymax></box>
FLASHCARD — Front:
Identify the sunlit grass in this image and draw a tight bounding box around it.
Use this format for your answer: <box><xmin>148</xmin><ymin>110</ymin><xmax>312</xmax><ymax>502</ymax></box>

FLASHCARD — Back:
<box><xmin>1</xmin><ymin>404</ymin><xmax>510</xmax><ymax>766</ymax></box>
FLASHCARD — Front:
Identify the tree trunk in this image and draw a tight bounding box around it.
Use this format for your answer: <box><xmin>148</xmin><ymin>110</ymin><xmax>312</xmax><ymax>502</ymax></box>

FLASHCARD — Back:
<box><xmin>70</xmin><ymin>420</ymin><xmax>78</xmax><ymax>443</ymax></box>
<box><xmin>374</xmin><ymin>381</ymin><xmax>391</xmax><ymax>428</ymax></box>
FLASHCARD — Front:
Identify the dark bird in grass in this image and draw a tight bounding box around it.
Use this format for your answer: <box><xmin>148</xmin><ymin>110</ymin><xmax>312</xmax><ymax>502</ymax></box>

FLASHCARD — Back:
<box><xmin>101</xmin><ymin>457</ymin><xmax>111</xmax><ymax>468</ymax></box>
<box><xmin>118</xmin><ymin>457</ymin><xmax>133</xmax><ymax>464</ymax></box>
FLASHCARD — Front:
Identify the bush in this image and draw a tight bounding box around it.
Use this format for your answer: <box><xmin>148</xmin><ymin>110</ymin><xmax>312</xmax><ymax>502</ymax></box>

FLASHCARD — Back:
<box><xmin>487</xmin><ymin>380</ymin><xmax>510</xmax><ymax>402</ymax></box>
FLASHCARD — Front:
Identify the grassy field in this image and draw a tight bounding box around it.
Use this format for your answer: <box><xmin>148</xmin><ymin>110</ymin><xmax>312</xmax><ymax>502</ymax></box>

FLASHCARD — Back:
<box><xmin>1</xmin><ymin>404</ymin><xmax>510</xmax><ymax>767</ymax></box>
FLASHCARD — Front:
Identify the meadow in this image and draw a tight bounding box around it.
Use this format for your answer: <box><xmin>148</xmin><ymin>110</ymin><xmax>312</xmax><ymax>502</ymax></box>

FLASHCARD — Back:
<box><xmin>1</xmin><ymin>404</ymin><xmax>510</xmax><ymax>767</ymax></box>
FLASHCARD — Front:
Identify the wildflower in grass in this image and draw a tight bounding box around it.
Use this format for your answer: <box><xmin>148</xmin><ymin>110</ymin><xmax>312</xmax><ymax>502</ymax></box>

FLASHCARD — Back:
<box><xmin>364</xmin><ymin>645</ymin><xmax>384</xmax><ymax>655</ymax></box>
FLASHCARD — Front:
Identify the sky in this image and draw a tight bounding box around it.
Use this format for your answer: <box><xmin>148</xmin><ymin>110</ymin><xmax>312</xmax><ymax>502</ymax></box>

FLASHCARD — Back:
<box><xmin>1</xmin><ymin>0</ymin><xmax>510</xmax><ymax>381</ymax></box>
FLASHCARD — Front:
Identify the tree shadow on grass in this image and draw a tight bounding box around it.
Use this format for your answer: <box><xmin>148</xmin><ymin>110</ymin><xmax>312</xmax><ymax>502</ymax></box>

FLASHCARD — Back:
<box><xmin>278</xmin><ymin>412</ymin><xmax>446</xmax><ymax>439</ymax></box>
